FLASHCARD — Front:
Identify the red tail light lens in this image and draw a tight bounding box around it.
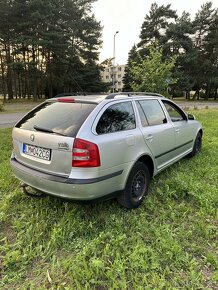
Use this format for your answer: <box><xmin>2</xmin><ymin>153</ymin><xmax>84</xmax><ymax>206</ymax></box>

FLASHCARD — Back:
<box><xmin>57</xmin><ymin>98</ymin><xmax>75</xmax><ymax>102</ymax></box>
<box><xmin>72</xmin><ymin>138</ymin><xmax>100</xmax><ymax>167</ymax></box>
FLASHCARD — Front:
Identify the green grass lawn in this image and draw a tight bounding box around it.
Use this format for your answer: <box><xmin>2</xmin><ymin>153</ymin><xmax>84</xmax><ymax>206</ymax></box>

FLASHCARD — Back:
<box><xmin>1</xmin><ymin>99</ymin><xmax>45</xmax><ymax>114</ymax></box>
<box><xmin>0</xmin><ymin>109</ymin><xmax>217</xmax><ymax>289</ymax></box>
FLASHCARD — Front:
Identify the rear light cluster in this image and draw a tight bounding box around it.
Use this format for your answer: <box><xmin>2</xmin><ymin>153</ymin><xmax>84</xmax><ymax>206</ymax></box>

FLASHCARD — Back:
<box><xmin>57</xmin><ymin>98</ymin><xmax>75</xmax><ymax>102</ymax></box>
<box><xmin>72</xmin><ymin>138</ymin><xmax>101</xmax><ymax>167</ymax></box>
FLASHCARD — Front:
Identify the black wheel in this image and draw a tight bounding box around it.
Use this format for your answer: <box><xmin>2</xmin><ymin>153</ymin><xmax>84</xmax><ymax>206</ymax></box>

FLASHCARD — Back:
<box><xmin>117</xmin><ymin>162</ymin><xmax>150</xmax><ymax>209</ymax></box>
<box><xmin>187</xmin><ymin>132</ymin><xmax>202</xmax><ymax>158</ymax></box>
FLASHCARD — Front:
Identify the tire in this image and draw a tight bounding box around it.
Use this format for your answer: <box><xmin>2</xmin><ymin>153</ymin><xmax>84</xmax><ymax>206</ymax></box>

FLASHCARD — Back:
<box><xmin>117</xmin><ymin>162</ymin><xmax>150</xmax><ymax>209</ymax></box>
<box><xmin>187</xmin><ymin>132</ymin><xmax>202</xmax><ymax>158</ymax></box>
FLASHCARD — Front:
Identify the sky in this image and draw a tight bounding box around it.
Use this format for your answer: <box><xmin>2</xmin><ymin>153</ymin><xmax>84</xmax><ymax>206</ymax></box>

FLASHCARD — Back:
<box><xmin>92</xmin><ymin>0</ymin><xmax>218</xmax><ymax>64</ymax></box>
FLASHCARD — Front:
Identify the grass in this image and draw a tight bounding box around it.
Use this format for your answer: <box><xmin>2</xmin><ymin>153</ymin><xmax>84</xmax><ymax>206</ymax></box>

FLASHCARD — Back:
<box><xmin>1</xmin><ymin>98</ymin><xmax>45</xmax><ymax>114</ymax></box>
<box><xmin>0</xmin><ymin>109</ymin><xmax>217</xmax><ymax>289</ymax></box>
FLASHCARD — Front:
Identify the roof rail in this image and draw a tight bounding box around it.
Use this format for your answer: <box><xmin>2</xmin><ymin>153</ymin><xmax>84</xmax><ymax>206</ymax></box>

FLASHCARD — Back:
<box><xmin>105</xmin><ymin>92</ymin><xmax>165</xmax><ymax>99</ymax></box>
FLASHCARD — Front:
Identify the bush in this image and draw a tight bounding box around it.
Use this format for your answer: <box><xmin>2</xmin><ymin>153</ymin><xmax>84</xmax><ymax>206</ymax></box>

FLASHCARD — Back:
<box><xmin>171</xmin><ymin>89</ymin><xmax>184</xmax><ymax>98</ymax></box>
<box><xmin>0</xmin><ymin>102</ymin><xmax>5</xmax><ymax>112</ymax></box>
<box><xmin>197</xmin><ymin>91</ymin><xmax>205</xmax><ymax>99</ymax></box>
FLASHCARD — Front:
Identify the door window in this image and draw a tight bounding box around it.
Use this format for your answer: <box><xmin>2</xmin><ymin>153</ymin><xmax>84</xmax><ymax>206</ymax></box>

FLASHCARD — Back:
<box><xmin>162</xmin><ymin>101</ymin><xmax>186</xmax><ymax>122</ymax></box>
<box><xmin>96</xmin><ymin>102</ymin><xmax>136</xmax><ymax>134</ymax></box>
<box><xmin>136</xmin><ymin>102</ymin><xmax>148</xmax><ymax>127</ymax></box>
<box><xmin>136</xmin><ymin>100</ymin><xmax>166</xmax><ymax>126</ymax></box>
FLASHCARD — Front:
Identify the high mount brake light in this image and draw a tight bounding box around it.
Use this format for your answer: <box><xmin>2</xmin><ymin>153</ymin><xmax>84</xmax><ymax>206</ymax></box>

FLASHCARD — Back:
<box><xmin>72</xmin><ymin>138</ymin><xmax>100</xmax><ymax>167</ymax></box>
<box><xmin>57</xmin><ymin>98</ymin><xmax>75</xmax><ymax>102</ymax></box>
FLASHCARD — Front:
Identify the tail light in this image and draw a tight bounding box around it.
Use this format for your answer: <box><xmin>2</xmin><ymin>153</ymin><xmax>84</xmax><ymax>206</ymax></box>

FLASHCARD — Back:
<box><xmin>72</xmin><ymin>138</ymin><xmax>100</xmax><ymax>167</ymax></box>
<box><xmin>57</xmin><ymin>98</ymin><xmax>75</xmax><ymax>102</ymax></box>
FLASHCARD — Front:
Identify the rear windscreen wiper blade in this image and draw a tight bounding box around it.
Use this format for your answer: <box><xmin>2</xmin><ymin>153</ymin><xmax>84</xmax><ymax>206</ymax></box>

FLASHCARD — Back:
<box><xmin>33</xmin><ymin>125</ymin><xmax>67</xmax><ymax>136</ymax></box>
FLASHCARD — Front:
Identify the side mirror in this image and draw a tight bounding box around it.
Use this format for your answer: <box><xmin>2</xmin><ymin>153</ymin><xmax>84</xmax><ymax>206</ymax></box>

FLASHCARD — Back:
<box><xmin>188</xmin><ymin>114</ymin><xmax>195</xmax><ymax>120</ymax></box>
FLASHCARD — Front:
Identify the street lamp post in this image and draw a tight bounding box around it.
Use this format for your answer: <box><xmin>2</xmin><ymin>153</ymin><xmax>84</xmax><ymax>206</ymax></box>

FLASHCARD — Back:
<box><xmin>112</xmin><ymin>31</ymin><xmax>119</xmax><ymax>93</ymax></box>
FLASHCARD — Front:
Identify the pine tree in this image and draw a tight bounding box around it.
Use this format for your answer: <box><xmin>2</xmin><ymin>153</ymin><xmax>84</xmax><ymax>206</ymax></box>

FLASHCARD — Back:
<box><xmin>204</xmin><ymin>10</ymin><xmax>218</xmax><ymax>99</ymax></box>
<box><xmin>138</xmin><ymin>2</ymin><xmax>177</xmax><ymax>48</ymax></box>
<box><xmin>123</xmin><ymin>45</ymin><xmax>138</xmax><ymax>91</ymax></box>
<box><xmin>192</xmin><ymin>2</ymin><xmax>216</xmax><ymax>99</ymax></box>
<box><xmin>123</xmin><ymin>3</ymin><xmax>178</xmax><ymax>92</ymax></box>
<box><xmin>0</xmin><ymin>0</ymin><xmax>103</xmax><ymax>100</ymax></box>
<box><xmin>0</xmin><ymin>0</ymin><xmax>15</xmax><ymax>99</ymax></box>
<box><xmin>165</xmin><ymin>12</ymin><xmax>195</xmax><ymax>98</ymax></box>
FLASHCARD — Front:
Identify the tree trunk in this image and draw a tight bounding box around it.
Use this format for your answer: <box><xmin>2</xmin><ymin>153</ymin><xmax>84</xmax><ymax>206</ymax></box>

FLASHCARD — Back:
<box><xmin>0</xmin><ymin>49</ymin><xmax>7</xmax><ymax>102</ymax></box>
<box><xmin>18</xmin><ymin>73</ymin><xmax>22</xmax><ymax>97</ymax></box>
<box><xmin>193</xmin><ymin>89</ymin><xmax>199</xmax><ymax>100</ymax></box>
<box><xmin>5</xmin><ymin>43</ymin><xmax>13</xmax><ymax>100</ymax></box>
<box><xmin>47</xmin><ymin>52</ymin><xmax>53</xmax><ymax>98</ymax></box>
<box><xmin>205</xmin><ymin>82</ymin><xmax>211</xmax><ymax>100</ymax></box>
<box><xmin>27</xmin><ymin>49</ymin><xmax>31</xmax><ymax>99</ymax></box>
<box><xmin>22</xmin><ymin>46</ymin><xmax>27</xmax><ymax>98</ymax></box>
<box><xmin>186</xmin><ymin>91</ymin><xmax>190</xmax><ymax>100</ymax></box>
<box><xmin>32</xmin><ymin>46</ymin><xmax>38</xmax><ymax>102</ymax></box>
<box><xmin>214</xmin><ymin>87</ymin><xmax>217</xmax><ymax>100</ymax></box>
<box><xmin>48</xmin><ymin>75</ymin><xmax>53</xmax><ymax>98</ymax></box>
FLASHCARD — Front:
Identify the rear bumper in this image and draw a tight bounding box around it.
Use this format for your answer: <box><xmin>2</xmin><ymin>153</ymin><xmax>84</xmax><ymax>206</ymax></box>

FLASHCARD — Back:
<box><xmin>10</xmin><ymin>158</ymin><xmax>123</xmax><ymax>200</ymax></box>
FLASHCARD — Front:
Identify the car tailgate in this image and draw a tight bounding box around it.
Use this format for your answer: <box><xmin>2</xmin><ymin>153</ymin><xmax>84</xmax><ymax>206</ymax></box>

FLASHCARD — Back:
<box><xmin>12</xmin><ymin>128</ymin><xmax>74</xmax><ymax>176</ymax></box>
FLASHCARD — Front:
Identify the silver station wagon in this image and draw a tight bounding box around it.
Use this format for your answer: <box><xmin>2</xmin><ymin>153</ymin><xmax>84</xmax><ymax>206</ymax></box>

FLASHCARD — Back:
<box><xmin>11</xmin><ymin>92</ymin><xmax>203</xmax><ymax>208</ymax></box>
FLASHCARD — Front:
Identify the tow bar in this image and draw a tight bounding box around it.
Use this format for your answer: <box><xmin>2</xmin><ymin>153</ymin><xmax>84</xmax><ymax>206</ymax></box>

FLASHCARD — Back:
<box><xmin>20</xmin><ymin>183</ymin><xmax>46</xmax><ymax>198</ymax></box>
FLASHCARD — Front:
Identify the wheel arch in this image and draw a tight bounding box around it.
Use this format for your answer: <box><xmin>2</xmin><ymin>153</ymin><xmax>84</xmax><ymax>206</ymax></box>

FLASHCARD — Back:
<box><xmin>136</xmin><ymin>154</ymin><xmax>154</xmax><ymax>178</ymax></box>
<box><xmin>198</xmin><ymin>128</ymin><xmax>203</xmax><ymax>137</ymax></box>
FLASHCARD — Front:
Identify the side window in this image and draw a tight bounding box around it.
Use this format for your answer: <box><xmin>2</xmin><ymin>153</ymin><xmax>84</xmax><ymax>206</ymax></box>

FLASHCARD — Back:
<box><xmin>136</xmin><ymin>102</ymin><xmax>148</xmax><ymax>127</ymax></box>
<box><xmin>137</xmin><ymin>100</ymin><xmax>167</xmax><ymax>126</ymax></box>
<box><xmin>162</xmin><ymin>101</ymin><xmax>185</xmax><ymax>122</ymax></box>
<box><xmin>96</xmin><ymin>102</ymin><xmax>136</xmax><ymax>134</ymax></box>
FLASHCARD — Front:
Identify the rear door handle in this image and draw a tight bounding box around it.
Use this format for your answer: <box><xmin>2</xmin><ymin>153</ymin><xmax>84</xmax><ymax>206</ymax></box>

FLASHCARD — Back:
<box><xmin>175</xmin><ymin>128</ymin><xmax>180</xmax><ymax>133</ymax></box>
<box><xmin>145</xmin><ymin>134</ymin><xmax>153</xmax><ymax>141</ymax></box>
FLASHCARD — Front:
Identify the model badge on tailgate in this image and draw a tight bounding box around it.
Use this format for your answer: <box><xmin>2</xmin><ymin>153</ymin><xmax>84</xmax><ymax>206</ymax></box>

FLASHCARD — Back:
<box><xmin>58</xmin><ymin>142</ymin><xmax>69</xmax><ymax>150</ymax></box>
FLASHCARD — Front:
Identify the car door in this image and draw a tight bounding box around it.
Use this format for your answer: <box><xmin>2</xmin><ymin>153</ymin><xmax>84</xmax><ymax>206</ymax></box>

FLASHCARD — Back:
<box><xmin>161</xmin><ymin>100</ymin><xmax>194</xmax><ymax>157</ymax></box>
<box><xmin>93</xmin><ymin>101</ymin><xmax>141</xmax><ymax>174</ymax></box>
<box><xmin>135</xmin><ymin>99</ymin><xmax>176</xmax><ymax>170</ymax></box>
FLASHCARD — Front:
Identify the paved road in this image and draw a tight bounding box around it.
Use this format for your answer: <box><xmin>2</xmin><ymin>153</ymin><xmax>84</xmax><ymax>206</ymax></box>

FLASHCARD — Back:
<box><xmin>0</xmin><ymin>112</ymin><xmax>26</xmax><ymax>128</ymax></box>
<box><xmin>178</xmin><ymin>101</ymin><xmax>218</xmax><ymax>110</ymax></box>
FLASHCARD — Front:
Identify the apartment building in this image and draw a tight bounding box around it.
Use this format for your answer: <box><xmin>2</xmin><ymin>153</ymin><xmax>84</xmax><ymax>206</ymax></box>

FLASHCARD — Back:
<box><xmin>101</xmin><ymin>64</ymin><xmax>126</xmax><ymax>92</ymax></box>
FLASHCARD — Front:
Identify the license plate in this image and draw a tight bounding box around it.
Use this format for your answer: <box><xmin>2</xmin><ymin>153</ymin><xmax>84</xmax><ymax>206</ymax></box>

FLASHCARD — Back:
<box><xmin>23</xmin><ymin>143</ymin><xmax>51</xmax><ymax>161</ymax></box>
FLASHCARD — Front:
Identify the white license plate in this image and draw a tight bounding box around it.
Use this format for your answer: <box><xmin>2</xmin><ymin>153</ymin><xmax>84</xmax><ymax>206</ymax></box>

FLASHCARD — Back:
<box><xmin>23</xmin><ymin>143</ymin><xmax>51</xmax><ymax>161</ymax></box>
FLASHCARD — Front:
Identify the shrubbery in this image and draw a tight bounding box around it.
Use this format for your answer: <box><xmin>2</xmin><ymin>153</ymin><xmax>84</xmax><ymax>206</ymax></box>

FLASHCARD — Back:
<box><xmin>0</xmin><ymin>102</ymin><xmax>5</xmax><ymax>112</ymax></box>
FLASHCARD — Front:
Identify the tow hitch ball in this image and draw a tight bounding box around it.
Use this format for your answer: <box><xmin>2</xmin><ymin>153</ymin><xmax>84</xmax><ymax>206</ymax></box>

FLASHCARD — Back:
<box><xmin>20</xmin><ymin>183</ymin><xmax>46</xmax><ymax>198</ymax></box>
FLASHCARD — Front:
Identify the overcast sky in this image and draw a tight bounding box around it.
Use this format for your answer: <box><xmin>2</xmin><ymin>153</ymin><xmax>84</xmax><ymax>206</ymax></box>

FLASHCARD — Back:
<box><xmin>92</xmin><ymin>0</ymin><xmax>218</xmax><ymax>64</ymax></box>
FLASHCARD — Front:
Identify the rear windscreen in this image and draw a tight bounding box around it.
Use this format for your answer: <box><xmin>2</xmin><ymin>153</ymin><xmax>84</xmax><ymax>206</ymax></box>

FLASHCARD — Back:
<box><xmin>15</xmin><ymin>101</ymin><xmax>96</xmax><ymax>137</ymax></box>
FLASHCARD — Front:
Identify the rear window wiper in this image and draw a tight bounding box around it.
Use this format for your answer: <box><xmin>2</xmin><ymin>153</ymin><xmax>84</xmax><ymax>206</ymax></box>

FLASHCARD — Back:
<box><xmin>33</xmin><ymin>125</ymin><xmax>67</xmax><ymax>136</ymax></box>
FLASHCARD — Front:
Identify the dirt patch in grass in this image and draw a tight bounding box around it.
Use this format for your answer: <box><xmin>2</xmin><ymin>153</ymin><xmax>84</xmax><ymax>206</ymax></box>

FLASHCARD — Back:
<box><xmin>201</xmin><ymin>265</ymin><xmax>217</xmax><ymax>289</ymax></box>
<box><xmin>0</xmin><ymin>222</ymin><xmax>17</xmax><ymax>245</ymax></box>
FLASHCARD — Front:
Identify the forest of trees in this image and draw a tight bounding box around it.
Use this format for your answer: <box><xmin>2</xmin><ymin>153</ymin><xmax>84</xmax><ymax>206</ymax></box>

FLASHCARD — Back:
<box><xmin>123</xmin><ymin>2</ymin><xmax>218</xmax><ymax>100</ymax></box>
<box><xmin>0</xmin><ymin>0</ymin><xmax>106</xmax><ymax>101</ymax></box>
<box><xmin>0</xmin><ymin>1</ymin><xmax>217</xmax><ymax>101</ymax></box>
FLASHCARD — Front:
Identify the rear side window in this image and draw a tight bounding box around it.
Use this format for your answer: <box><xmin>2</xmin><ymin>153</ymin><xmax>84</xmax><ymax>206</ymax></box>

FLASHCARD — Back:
<box><xmin>96</xmin><ymin>101</ymin><xmax>136</xmax><ymax>134</ymax></box>
<box><xmin>136</xmin><ymin>100</ymin><xmax>166</xmax><ymax>126</ymax></box>
<box><xmin>136</xmin><ymin>102</ymin><xmax>148</xmax><ymax>127</ymax></box>
<box><xmin>16</xmin><ymin>101</ymin><xmax>96</xmax><ymax>137</ymax></box>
